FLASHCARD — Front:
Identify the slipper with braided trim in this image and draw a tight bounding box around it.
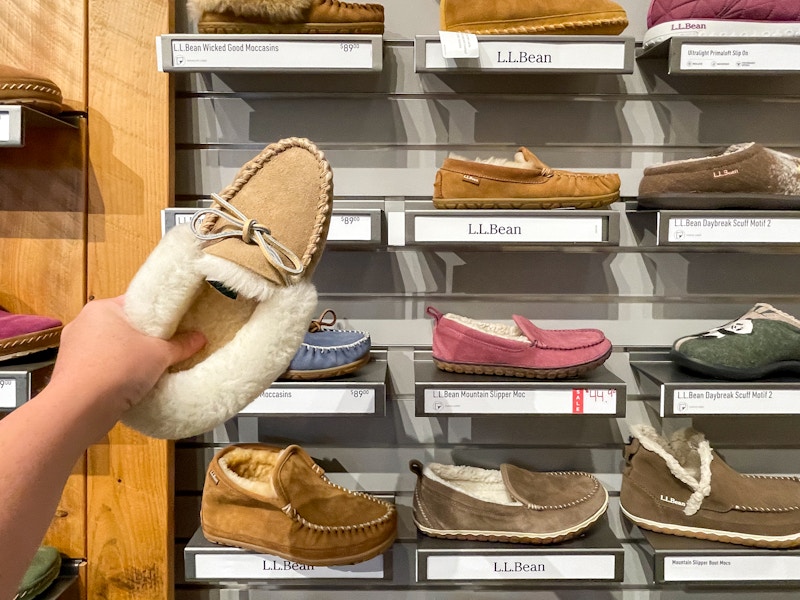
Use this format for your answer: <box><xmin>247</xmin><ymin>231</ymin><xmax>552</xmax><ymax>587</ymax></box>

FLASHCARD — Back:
<box><xmin>0</xmin><ymin>65</ymin><xmax>64</xmax><ymax>115</ymax></box>
<box><xmin>122</xmin><ymin>137</ymin><xmax>332</xmax><ymax>439</ymax></box>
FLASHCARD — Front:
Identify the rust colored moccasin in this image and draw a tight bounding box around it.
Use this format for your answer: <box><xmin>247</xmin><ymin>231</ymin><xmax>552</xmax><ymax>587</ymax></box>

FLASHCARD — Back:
<box><xmin>0</xmin><ymin>65</ymin><xmax>63</xmax><ymax>115</ymax></box>
<box><xmin>190</xmin><ymin>0</ymin><xmax>385</xmax><ymax>34</ymax></box>
<box><xmin>122</xmin><ymin>138</ymin><xmax>333</xmax><ymax>439</ymax></box>
<box><xmin>621</xmin><ymin>425</ymin><xmax>800</xmax><ymax>548</ymax></box>
<box><xmin>202</xmin><ymin>443</ymin><xmax>397</xmax><ymax>566</ymax></box>
<box><xmin>0</xmin><ymin>308</ymin><xmax>62</xmax><ymax>363</ymax></box>
<box><xmin>410</xmin><ymin>459</ymin><xmax>608</xmax><ymax>544</ymax></box>
<box><xmin>440</xmin><ymin>0</ymin><xmax>628</xmax><ymax>35</ymax></box>
<box><xmin>433</xmin><ymin>147</ymin><xmax>621</xmax><ymax>210</ymax></box>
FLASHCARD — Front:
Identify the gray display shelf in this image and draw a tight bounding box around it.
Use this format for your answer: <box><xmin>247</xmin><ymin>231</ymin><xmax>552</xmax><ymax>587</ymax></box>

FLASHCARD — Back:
<box><xmin>162</xmin><ymin>206</ymin><xmax>384</xmax><ymax>248</ymax></box>
<box><xmin>405</xmin><ymin>203</ymin><xmax>620</xmax><ymax>248</ymax></box>
<box><xmin>0</xmin><ymin>105</ymin><xmax>79</xmax><ymax>148</ymax></box>
<box><xmin>416</xmin><ymin>515</ymin><xmax>624</xmax><ymax>583</ymax></box>
<box><xmin>637</xmin><ymin>36</ymin><xmax>800</xmax><ymax>75</ymax></box>
<box><xmin>157</xmin><ymin>34</ymin><xmax>383</xmax><ymax>72</ymax></box>
<box><xmin>239</xmin><ymin>358</ymin><xmax>388</xmax><ymax>417</ymax></box>
<box><xmin>414</xmin><ymin>355</ymin><xmax>626</xmax><ymax>417</ymax></box>
<box><xmin>415</xmin><ymin>35</ymin><xmax>634</xmax><ymax>73</ymax></box>
<box><xmin>630</xmin><ymin>359</ymin><xmax>800</xmax><ymax>417</ymax></box>
<box><xmin>0</xmin><ymin>359</ymin><xmax>55</xmax><ymax>410</ymax></box>
<box><xmin>640</xmin><ymin>528</ymin><xmax>800</xmax><ymax>584</ymax></box>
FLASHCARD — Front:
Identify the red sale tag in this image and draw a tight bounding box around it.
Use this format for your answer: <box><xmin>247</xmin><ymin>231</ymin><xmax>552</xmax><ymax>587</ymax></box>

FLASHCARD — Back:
<box><xmin>572</xmin><ymin>389</ymin><xmax>584</xmax><ymax>414</ymax></box>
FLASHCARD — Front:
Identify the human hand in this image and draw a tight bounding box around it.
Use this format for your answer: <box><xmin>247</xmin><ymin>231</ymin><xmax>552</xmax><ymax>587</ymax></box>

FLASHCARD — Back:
<box><xmin>48</xmin><ymin>296</ymin><xmax>206</xmax><ymax>417</ymax></box>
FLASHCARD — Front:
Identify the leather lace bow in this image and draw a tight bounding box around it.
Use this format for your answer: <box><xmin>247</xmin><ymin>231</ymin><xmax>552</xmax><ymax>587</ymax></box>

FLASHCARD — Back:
<box><xmin>308</xmin><ymin>309</ymin><xmax>337</xmax><ymax>333</ymax></box>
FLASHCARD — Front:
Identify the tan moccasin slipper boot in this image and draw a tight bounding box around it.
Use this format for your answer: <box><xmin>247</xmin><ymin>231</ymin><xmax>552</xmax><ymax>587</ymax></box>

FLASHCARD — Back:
<box><xmin>202</xmin><ymin>444</ymin><xmax>397</xmax><ymax>565</ymax></box>
<box><xmin>0</xmin><ymin>65</ymin><xmax>63</xmax><ymax>115</ymax></box>
<box><xmin>122</xmin><ymin>137</ymin><xmax>332</xmax><ymax>439</ymax></box>
<box><xmin>190</xmin><ymin>0</ymin><xmax>385</xmax><ymax>34</ymax></box>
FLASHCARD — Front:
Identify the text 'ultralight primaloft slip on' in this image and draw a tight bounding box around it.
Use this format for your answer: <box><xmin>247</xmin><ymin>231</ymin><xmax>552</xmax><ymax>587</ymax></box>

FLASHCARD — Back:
<box><xmin>621</xmin><ymin>425</ymin><xmax>800</xmax><ymax>548</ymax></box>
<box><xmin>122</xmin><ymin>137</ymin><xmax>332</xmax><ymax>439</ymax></box>
<box><xmin>671</xmin><ymin>303</ymin><xmax>800</xmax><ymax>381</ymax></box>
<box><xmin>434</xmin><ymin>148</ymin><xmax>621</xmax><ymax>210</ymax></box>
<box><xmin>637</xmin><ymin>143</ymin><xmax>800</xmax><ymax>210</ymax></box>
<box><xmin>189</xmin><ymin>0</ymin><xmax>384</xmax><ymax>34</ymax></box>
<box><xmin>644</xmin><ymin>0</ymin><xmax>800</xmax><ymax>49</ymax></box>
<box><xmin>0</xmin><ymin>65</ymin><xmax>63</xmax><ymax>115</ymax></box>
<box><xmin>201</xmin><ymin>444</ymin><xmax>397</xmax><ymax>566</ymax></box>
<box><xmin>427</xmin><ymin>307</ymin><xmax>612</xmax><ymax>380</ymax></box>
<box><xmin>440</xmin><ymin>0</ymin><xmax>628</xmax><ymax>35</ymax></box>
<box><xmin>0</xmin><ymin>308</ymin><xmax>62</xmax><ymax>363</ymax></box>
<box><xmin>410</xmin><ymin>459</ymin><xmax>608</xmax><ymax>544</ymax></box>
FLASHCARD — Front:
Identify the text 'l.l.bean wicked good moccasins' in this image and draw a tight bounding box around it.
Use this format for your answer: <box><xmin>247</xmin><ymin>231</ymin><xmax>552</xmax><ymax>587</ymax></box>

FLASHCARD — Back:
<box><xmin>671</xmin><ymin>303</ymin><xmax>800</xmax><ymax>380</ymax></box>
<box><xmin>440</xmin><ymin>0</ymin><xmax>628</xmax><ymax>35</ymax></box>
<box><xmin>189</xmin><ymin>0</ymin><xmax>385</xmax><ymax>34</ymax></box>
<box><xmin>433</xmin><ymin>148</ymin><xmax>621</xmax><ymax>210</ymax></box>
<box><xmin>644</xmin><ymin>0</ymin><xmax>800</xmax><ymax>49</ymax></box>
<box><xmin>621</xmin><ymin>425</ymin><xmax>800</xmax><ymax>548</ymax></box>
<box><xmin>0</xmin><ymin>308</ymin><xmax>62</xmax><ymax>363</ymax></box>
<box><xmin>428</xmin><ymin>307</ymin><xmax>612</xmax><ymax>379</ymax></box>
<box><xmin>201</xmin><ymin>444</ymin><xmax>397</xmax><ymax>565</ymax></box>
<box><xmin>637</xmin><ymin>143</ymin><xmax>800</xmax><ymax>210</ymax></box>
<box><xmin>410</xmin><ymin>460</ymin><xmax>608</xmax><ymax>544</ymax></box>
<box><xmin>122</xmin><ymin>137</ymin><xmax>332</xmax><ymax>439</ymax></box>
<box><xmin>0</xmin><ymin>65</ymin><xmax>64</xmax><ymax>115</ymax></box>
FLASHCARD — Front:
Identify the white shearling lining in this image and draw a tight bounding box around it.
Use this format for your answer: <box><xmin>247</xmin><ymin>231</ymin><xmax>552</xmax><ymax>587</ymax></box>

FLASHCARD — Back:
<box><xmin>425</xmin><ymin>463</ymin><xmax>521</xmax><ymax>506</ymax></box>
<box><xmin>219</xmin><ymin>446</ymin><xmax>281</xmax><ymax>497</ymax></box>
<box><xmin>445</xmin><ymin>313</ymin><xmax>528</xmax><ymax>343</ymax></box>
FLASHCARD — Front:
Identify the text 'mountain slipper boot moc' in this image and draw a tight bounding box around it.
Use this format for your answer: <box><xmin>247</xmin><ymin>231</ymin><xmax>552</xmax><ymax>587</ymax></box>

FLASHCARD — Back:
<box><xmin>122</xmin><ymin>137</ymin><xmax>332</xmax><ymax>439</ymax></box>
<box><xmin>189</xmin><ymin>0</ymin><xmax>385</xmax><ymax>34</ymax></box>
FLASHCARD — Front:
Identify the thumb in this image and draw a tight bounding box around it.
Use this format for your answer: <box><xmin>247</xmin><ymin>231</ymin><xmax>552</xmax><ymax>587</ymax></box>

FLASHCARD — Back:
<box><xmin>164</xmin><ymin>330</ymin><xmax>207</xmax><ymax>366</ymax></box>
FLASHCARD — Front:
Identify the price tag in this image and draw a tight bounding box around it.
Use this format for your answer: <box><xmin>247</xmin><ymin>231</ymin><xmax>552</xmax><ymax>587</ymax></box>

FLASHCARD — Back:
<box><xmin>423</xmin><ymin>388</ymin><xmax>617</xmax><ymax>415</ymax></box>
<box><xmin>671</xmin><ymin>388</ymin><xmax>800</xmax><ymax>415</ymax></box>
<box><xmin>438</xmin><ymin>31</ymin><xmax>480</xmax><ymax>58</ymax></box>
<box><xmin>242</xmin><ymin>387</ymin><xmax>376</xmax><ymax>414</ymax></box>
<box><xmin>0</xmin><ymin>111</ymin><xmax>10</xmax><ymax>143</ymax></box>
<box><xmin>193</xmin><ymin>552</ymin><xmax>383</xmax><ymax>579</ymax></box>
<box><xmin>667</xmin><ymin>216</ymin><xmax>800</xmax><ymax>243</ymax></box>
<box><xmin>170</xmin><ymin>38</ymin><xmax>373</xmax><ymax>70</ymax></box>
<box><xmin>664</xmin><ymin>555</ymin><xmax>800</xmax><ymax>582</ymax></box>
<box><xmin>327</xmin><ymin>214</ymin><xmax>373</xmax><ymax>242</ymax></box>
<box><xmin>425</xmin><ymin>554</ymin><xmax>616</xmax><ymax>581</ymax></box>
<box><xmin>680</xmin><ymin>43</ymin><xmax>800</xmax><ymax>72</ymax></box>
<box><xmin>0</xmin><ymin>378</ymin><xmax>17</xmax><ymax>408</ymax></box>
<box><xmin>414</xmin><ymin>216</ymin><xmax>605</xmax><ymax>243</ymax></box>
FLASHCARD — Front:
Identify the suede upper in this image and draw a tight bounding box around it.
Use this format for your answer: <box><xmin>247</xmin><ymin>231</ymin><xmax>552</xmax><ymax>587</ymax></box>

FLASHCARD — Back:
<box><xmin>0</xmin><ymin>309</ymin><xmax>62</xmax><ymax>362</ymax></box>
<box><xmin>647</xmin><ymin>0</ymin><xmax>800</xmax><ymax>28</ymax></box>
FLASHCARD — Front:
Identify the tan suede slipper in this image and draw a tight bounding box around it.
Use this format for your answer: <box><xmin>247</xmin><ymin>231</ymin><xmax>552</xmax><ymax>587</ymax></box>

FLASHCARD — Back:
<box><xmin>122</xmin><ymin>137</ymin><xmax>333</xmax><ymax>439</ymax></box>
<box><xmin>0</xmin><ymin>65</ymin><xmax>63</xmax><ymax>115</ymax></box>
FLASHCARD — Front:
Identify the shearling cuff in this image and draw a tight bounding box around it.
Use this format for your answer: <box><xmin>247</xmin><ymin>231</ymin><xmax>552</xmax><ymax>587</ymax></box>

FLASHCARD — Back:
<box><xmin>188</xmin><ymin>0</ymin><xmax>314</xmax><ymax>21</ymax></box>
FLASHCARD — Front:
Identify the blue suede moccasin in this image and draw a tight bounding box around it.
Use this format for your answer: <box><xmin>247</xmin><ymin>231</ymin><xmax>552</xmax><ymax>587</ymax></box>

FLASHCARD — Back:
<box><xmin>281</xmin><ymin>310</ymin><xmax>371</xmax><ymax>380</ymax></box>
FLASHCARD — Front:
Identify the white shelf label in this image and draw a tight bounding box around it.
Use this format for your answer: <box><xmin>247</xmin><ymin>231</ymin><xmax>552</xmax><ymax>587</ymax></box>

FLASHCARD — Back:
<box><xmin>414</xmin><ymin>216</ymin><xmax>604</xmax><ymax>243</ymax></box>
<box><xmin>667</xmin><ymin>216</ymin><xmax>800</xmax><ymax>243</ymax></box>
<box><xmin>424</xmin><ymin>388</ymin><xmax>617</xmax><ymax>415</ymax></box>
<box><xmin>672</xmin><ymin>388</ymin><xmax>800</xmax><ymax>415</ymax></box>
<box><xmin>680</xmin><ymin>43</ymin><xmax>800</xmax><ymax>71</ymax></box>
<box><xmin>174</xmin><ymin>212</ymin><xmax>194</xmax><ymax>225</ymax></box>
<box><xmin>194</xmin><ymin>552</ymin><xmax>383</xmax><ymax>579</ymax></box>
<box><xmin>327</xmin><ymin>213</ymin><xmax>373</xmax><ymax>242</ymax></box>
<box><xmin>426</xmin><ymin>40</ymin><xmax>627</xmax><ymax>70</ymax></box>
<box><xmin>242</xmin><ymin>387</ymin><xmax>376</xmax><ymax>414</ymax></box>
<box><xmin>664</xmin><ymin>555</ymin><xmax>800</xmax><ymax>582</ymax></box>
<box><xmin>170</xmin><ymin>39</ymin><xmax>373</xmax><ymax>70</ymax></box>
<box><xmin>439</xmin><ymin>31</ymin><xmax>480</xmax><ymax>58</ymax></box>
<box><xmin>0</xmin><ymin>111</ymin><xmax>10</xmax><ymax>143</ymax></box>
<box><xmin>425</xmin><ymin>553</ymin><xmax>616</xmax><ymax>580</ymax></box>
<box><xmin>0</xmin><ymin>378</ymin><xmax>17</xmax><ymax>408</ymax></box>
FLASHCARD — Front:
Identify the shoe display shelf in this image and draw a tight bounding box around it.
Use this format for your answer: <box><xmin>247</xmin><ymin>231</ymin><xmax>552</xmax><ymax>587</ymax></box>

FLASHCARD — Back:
<box><xmin>637</xmin><ymin>37</ymin><xmax>800</xmax><ymax>76</ymax></box>
<box><xmin>414</xmin><ymin>352</ymin><xmax>626</xmax><ymax>417</ymax></box>
<box><xmin>162</xmin><ymin>205</ymin><xmax>385</xmax><ymax>249</ymax></box>
<box><xmin>628</xmin><ymin>208</ymin><xmax>800</xmax><ymax>251</ymax></box>
<box><xmin>414</xmin><ymin>35</ymin><xmax>635</xmax><ymax>74</ymax></box>
<box><xmin>157</xmin><ymin>34</ymin><xmax>383</xmax><ymax>72</ymax></box>
<box><xmin>0</xmin><ymin>105</ymin><xmax>79</xmax><ymax>148</ymax></box>
<box><xmin>404</xmin><ymin>201</ymin><xmax>620</xmax><ymax>250</ymax></box>
<box><xmin>630</xmin><ymin>351</ymin><xmax>800</xmax><ymax>418</ymax></box>
<box><xmin>0</xmin><ymin>359</ymin><xmax>54</xmax><ymax>411</ymax></box>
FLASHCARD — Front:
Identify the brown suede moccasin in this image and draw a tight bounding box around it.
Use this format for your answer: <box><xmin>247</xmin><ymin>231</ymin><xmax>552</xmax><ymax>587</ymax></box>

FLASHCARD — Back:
<box><xmin>441</xmin><ymin>0</ymin><xmax>629</xmax><ymax>35</ymax></box>
<box><xmin>621</xmin><ymin>425</ymin><xmax>800</xmax><ymax>548</ymax></box>
<box><xmin>0</xmin><ymin>65</ymin><xmax>63</xmax><ymax>115</ymax></box>
<box><xmin>202</xmin><ymin>444</ymin><xmax>397</xmax><ymax>566</ymax></box>
<box><xmin>410</xmin><ymin>459</ymin><xmax>608</xmax><ymax>544</ymax></box>
<box><xmin>434</xmin><ymin>147</ymin><xmax>621</xmax><ymax>209</ymax></box>
<box><xmin>190</xmin><ymin>0</ymin><xmax>385</xmax><ymax>34</ymax></box>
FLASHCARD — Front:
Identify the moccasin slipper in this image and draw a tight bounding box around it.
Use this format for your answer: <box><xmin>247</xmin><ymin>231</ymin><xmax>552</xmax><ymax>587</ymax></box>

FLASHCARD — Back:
<box><xmin>122</xmin><ymin>137</ymin><xmax>332</xmax><ymax>439</ymax></box>
<box><xmin>0</xmin><ymin>65</ymin><xmax>64</xmax><ymax>115</ymax></box>
<box><xmin>0</xmin><ymin>308</ymin><xmax>62</xmax><ymax>363</ymax></box>
<box><xmin>16</xmin><ymin>546</ymin><xmax>61</xmax><ymax>600</ymax></box>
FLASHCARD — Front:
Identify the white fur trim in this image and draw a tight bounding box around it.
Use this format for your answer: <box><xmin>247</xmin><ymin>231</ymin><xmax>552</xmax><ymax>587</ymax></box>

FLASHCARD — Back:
<box><xmin>632</xmin><ymin>425</ymin><xmax>713</xmax><ymax>516</ymax></box>
<box><xmin>425</xmin><ymin>463</ymin><xmax>521</xmax><ymax>506</ymax></box>
<box><xmin>187</xmin><ymin>0</ymin><xmax>313</xmax><ymax>21</ymax></box>
<box><xmin>219</xmin><ymin>446</ymin><xmax>281</xmax><ymax>498</ymax></box>
<box><xmin>449</xmin><ymin>153</ymin><xmax>536</xmax><ymax>171</ymax></box>
<box><xmin>445</xmin><ymin>313</ymin><xmax>528</xmax><ymax>343</ymax></box>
